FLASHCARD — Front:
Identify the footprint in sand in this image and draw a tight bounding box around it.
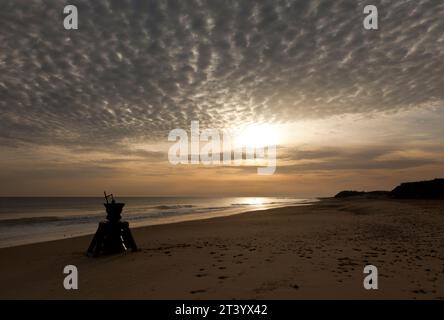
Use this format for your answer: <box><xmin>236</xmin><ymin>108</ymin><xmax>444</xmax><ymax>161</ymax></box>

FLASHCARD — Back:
<box><xmin>412</xmin><ymin>289</ymin><xmax>427</xmax><ymax>294</ymax></box>
<box><xmin>195</xmin><ymin>273</ymin><xmax>208</xmax><ymax>278</ymax></box>
<box><xmin>190</xmin><ymin>289</ymin><xmax>207</xmax><ymax>294</ymax></box>
<box><xmin>218</xmin><ymin>276</ymin><xmax>229</xmax><ymax>280</ymax></box>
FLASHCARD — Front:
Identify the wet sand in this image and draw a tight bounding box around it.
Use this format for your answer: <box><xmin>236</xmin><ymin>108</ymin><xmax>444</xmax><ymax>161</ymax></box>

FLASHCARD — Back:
<box><xmin>0</xmin><ymin>198</ymin><xmax>443</xmax><ymax>299</ymax></box>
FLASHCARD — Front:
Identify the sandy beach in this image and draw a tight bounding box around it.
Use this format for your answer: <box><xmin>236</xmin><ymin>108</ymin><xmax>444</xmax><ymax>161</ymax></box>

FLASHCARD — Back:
<box><xmin>0</xmin><ymin>197</ymin><xmax>443</xmax><ymax>300</ymax></box>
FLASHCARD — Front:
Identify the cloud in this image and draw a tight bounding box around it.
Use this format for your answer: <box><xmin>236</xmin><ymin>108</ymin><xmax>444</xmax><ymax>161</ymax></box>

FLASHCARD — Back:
<box><xmin>0</xmin><ymin>0</ymin><xmax>443</xmax><ymax>149</ymax></box>
<box><xmin>215</xmin><ymin>144</ymin><xmax>443</xmax><ymax>175</ymax></box>
<box><xmin>277</xmin><ymin>144</ymin><xmax>444</xmax><ymax>172</ymax></box>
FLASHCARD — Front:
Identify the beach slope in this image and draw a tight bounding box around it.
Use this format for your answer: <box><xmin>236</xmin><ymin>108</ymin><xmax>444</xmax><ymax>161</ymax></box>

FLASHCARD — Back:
<box><xmin>0</xmin><ymin>198</ymin><xmax>443</xmax><ymax>299</ymax></box>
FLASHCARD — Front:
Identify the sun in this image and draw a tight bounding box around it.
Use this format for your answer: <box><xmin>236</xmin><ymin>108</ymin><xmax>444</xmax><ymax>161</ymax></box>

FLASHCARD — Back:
<box><xmin>234</xmin><ymin>124</ymin><xmax>280</xmax><ymax>149</ymax></box>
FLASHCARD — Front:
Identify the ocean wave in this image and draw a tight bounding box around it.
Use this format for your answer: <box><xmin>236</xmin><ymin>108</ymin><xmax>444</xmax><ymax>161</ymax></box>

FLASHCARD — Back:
<box><xmin>152</xmin><ymin>205</ymin><xmax>195</xmax><ymax>210</ymax></box>
<box><xmin>0</xmin><ymin>199</ymin><xmax>314</xmax><ymax>229</ymax></box>
<box><xmin>192</xmin><ymin>206</ymin><xmax>231</xmax><ymax>212</ymax></box>
<box><xmin>230</xmin><ymin>201</ymin><xmax>286</xmax><ymax>206</ymax></box>
<box><xmin>0</xmin><ymin>216</ymin><xmax>62</xmax><ymax>225</ymax></box>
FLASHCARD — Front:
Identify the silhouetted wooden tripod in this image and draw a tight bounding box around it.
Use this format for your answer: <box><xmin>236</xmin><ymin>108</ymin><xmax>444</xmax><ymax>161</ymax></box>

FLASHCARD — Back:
<box><xmin>87</xmin><ymin>192</ymin><xmax>138</xmax><ymax>257</ymax></box>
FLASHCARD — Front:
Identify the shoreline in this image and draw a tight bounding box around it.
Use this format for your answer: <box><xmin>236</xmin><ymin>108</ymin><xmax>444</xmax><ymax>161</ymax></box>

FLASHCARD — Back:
<box><xmin>0</xmin><ymin>197</ymin><xmax>443</xmax><ymax>299</ymax></box>
<box><xmin>0</xmin><ymin>199</ymin><xmax>318</xmax><ymax>249</ymax></box>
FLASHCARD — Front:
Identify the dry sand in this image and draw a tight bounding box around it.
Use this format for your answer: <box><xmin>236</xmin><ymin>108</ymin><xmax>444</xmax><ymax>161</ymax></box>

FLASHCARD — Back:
<box><xmin>0</xmin><ymin>198</ymin><xmax>443</xmax><ymax>299</ymax></box>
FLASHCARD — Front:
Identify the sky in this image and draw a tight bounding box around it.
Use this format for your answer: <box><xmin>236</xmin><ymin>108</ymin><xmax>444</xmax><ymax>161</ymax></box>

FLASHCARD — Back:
<box><xmin>0</xmin><ymin>0</ymin><xmax>443</xmax><ymax>196</ymax></box>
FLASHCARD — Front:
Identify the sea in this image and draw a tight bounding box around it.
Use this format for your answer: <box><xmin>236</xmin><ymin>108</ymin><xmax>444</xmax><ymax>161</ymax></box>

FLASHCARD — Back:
<box><xmin>0</xmin><ymin>197</ymin><xmax>316</xmax><ymax>248</ymax></box>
